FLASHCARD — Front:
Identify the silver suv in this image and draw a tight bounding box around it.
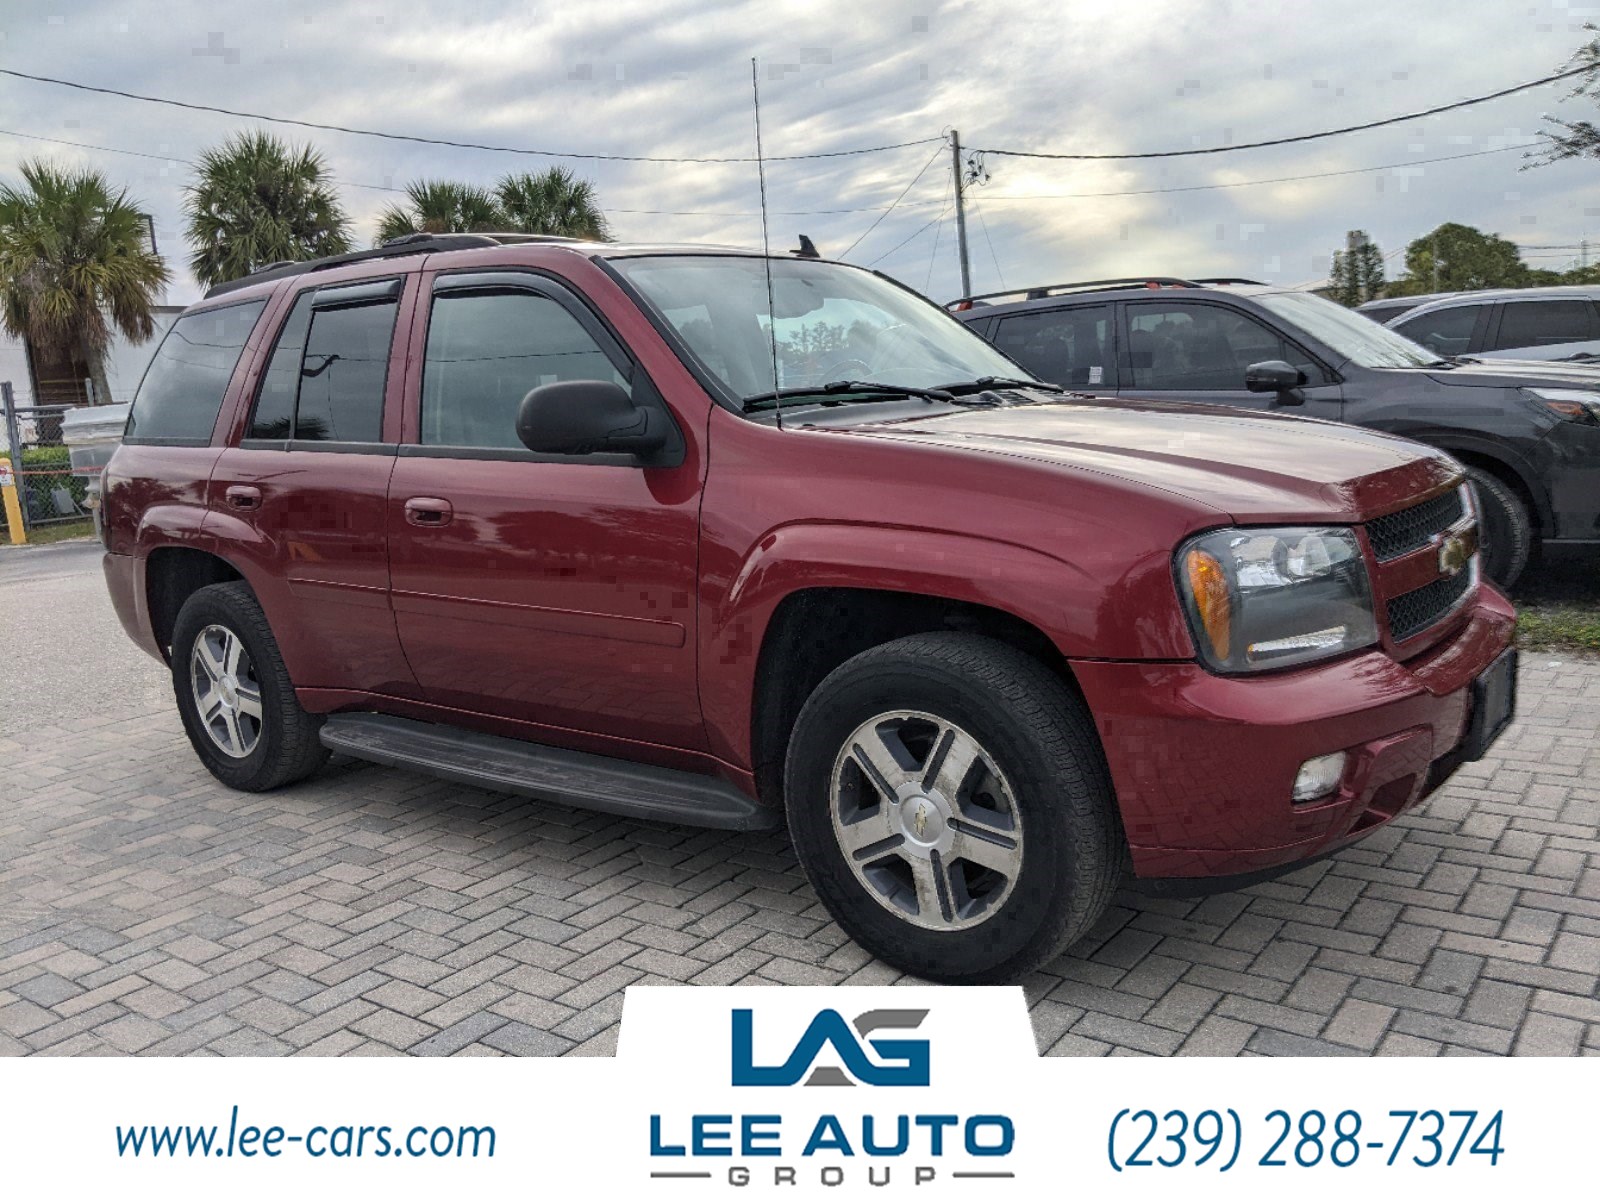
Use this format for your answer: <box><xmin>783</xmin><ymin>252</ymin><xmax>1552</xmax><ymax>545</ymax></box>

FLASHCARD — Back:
<box><xmin>1381</xmin><ymin>286</ymin><xmax>1600</xmax><ymax>364</ymax></box>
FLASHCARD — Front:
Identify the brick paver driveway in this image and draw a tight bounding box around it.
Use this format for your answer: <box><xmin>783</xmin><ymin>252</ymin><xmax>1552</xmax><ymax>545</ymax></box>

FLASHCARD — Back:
<box><xmin>2</xmin><ymin>543</ymin><xmax>1597</xmax><ymax>1056</ymax></box>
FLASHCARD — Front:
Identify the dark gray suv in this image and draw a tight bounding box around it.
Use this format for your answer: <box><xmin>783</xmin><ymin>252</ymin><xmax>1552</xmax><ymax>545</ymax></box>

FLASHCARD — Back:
<box><xmin>952</xmin><ymin>277</ymin><xmax>1600</xmax><ymax>586</ymax></box>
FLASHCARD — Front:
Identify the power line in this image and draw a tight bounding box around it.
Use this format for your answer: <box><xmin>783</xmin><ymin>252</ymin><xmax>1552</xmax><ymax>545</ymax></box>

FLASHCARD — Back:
<box><xmin>971</xmin><ymin>65</ymin><xmax>1591</xmax><ymax>161</ymax></box>
<box><xmin>971</xmin><ymin>199</ymin><xmax>1006</xmax><ymax>289</ymax></box>
<box><xmin>0</xmin><ymin>67</ymin><xmax>945</xmax><ymax>164</ymax></box>
<box><xmin>839</xmin><ymin>144</ymin><xmax>947</xmax><ymax>258</ymax></box>
<box><xmin>867</xmin><ymin>202</ymin><xmax>952</xmax><ymax>267</ymax></box>
<box><xmin>976</xmin><ymin>143</ymin><xmax>1530</xmax><ymax>202</ymax></box>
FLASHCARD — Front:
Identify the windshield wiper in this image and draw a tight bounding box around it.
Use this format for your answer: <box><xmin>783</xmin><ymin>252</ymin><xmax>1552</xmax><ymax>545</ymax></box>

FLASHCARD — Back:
<box><xmin>932</xmin><ymin>375</ymin><xmax>1065</xmax><ymax>395</ymax></box>
<box><xmin>741</xmin><ymin>381</ymin><xmax>955</xmax><ymax>412</ymax></box>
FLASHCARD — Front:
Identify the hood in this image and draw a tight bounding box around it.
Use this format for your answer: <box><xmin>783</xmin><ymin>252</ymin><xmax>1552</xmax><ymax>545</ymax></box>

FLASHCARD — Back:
<box><xmin>1419</xmin><ymin>357</ymin><xmax>1600</xmax><ymax>389</ymax></box>
<box><xmin>835</xmin><ymin>396</ymin><xmax>1462</xmax><ymax>524</ymax></box>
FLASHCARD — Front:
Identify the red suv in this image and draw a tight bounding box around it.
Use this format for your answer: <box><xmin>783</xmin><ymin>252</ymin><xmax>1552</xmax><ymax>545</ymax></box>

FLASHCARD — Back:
<box><xmin>101</xmin><ymin>234</ymin><xmax>1517</xmax><ymax>983</ymax></box>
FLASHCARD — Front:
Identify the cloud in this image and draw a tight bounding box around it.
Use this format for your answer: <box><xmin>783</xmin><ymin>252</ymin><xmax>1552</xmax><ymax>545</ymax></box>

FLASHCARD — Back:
<box><xmin>0</xmin><ymin>0</ymin><xmax>1594</xmax><ymax>306</ymax></box>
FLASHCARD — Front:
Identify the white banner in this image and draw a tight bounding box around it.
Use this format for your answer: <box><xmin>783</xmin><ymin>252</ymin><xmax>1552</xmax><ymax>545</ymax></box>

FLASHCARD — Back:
<box><xmin>0</xmin><ymin>986</ymin><xmax>1583</xmax><ymax>1196</ymax></box>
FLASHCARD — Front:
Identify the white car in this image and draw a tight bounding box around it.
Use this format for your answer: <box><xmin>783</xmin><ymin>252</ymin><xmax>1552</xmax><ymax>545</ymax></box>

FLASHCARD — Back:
<box><xmin>1384</xmin><ymin>286</ymin><xmax>1600</xmax><ymax>363</ymax></box>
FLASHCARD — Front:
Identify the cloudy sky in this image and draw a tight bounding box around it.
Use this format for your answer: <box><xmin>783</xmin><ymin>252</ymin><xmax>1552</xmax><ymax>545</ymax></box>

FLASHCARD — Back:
<box><xmin>2</xmin><ymin>0</ymin><xmax>1598</xmax><ymax>306</ymax></box>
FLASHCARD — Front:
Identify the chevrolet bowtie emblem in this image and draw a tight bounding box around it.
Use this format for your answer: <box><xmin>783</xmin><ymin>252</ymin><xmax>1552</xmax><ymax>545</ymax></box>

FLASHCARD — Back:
<box><xmin>1435</xmin><ymin>528</ymin><xmax>1476</xmax><ymax>578</ymax></box>
<box><xmin>913</xmin><ymin>804</ymin><xmax>929</xmax><ymax>839</ymax></box>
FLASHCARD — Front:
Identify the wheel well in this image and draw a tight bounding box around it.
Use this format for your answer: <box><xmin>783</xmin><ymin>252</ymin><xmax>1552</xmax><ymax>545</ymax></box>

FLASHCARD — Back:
<box><xmin>750</xmin><ymin>588</ymin><xmax>1077</xmax><ymax>807</ymax></box>
<box><xmin>1449</xmin><ymin>449</ymin><xmax>1545</xmax><ymax>537</ymax></box>
<box><xmin>145</xmin><ymin>548</ymin><xmax>244</xmax><ymax>660</ymax></box>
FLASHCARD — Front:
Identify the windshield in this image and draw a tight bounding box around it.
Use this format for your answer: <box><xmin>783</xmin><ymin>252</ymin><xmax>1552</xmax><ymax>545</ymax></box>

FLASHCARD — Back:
<box><xmin>608</xmin><ymin>255</ymin><xmax>1029</xmax><ymax>403</ymax></box>
<box><xmin>1255</xmin><ymin>290</ymin><xmax>1443</xmax><ymax>369</ymax></box>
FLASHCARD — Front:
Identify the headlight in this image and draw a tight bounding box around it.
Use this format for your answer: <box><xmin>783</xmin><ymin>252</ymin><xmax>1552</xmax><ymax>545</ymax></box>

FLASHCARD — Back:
<box><xmin>1525</xmin><ymin>387</ymin><xmax>1600</xmax><ymax>426</ymax></box>
<box><xmin>1176</xmin><ymin>526</ymin><xmax>1378</xmax><ymax>673</ymax></box>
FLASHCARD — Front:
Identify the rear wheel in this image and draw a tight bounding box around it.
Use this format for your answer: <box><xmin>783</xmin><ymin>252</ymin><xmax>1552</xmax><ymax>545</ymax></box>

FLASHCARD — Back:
<box><xmin>1465</xmin><ymin>465</ymin><xmax>1532</xmax><ymax>588</ymax></box>
<box><xmin>171</xmin><ymin>582</ymin><xmax>329</xmax><ymax>791</ymax></box>
<box><xmin>784</xmin><ymin>632</ymin><xmax>1124</xmax><ymax>983</ymax></box>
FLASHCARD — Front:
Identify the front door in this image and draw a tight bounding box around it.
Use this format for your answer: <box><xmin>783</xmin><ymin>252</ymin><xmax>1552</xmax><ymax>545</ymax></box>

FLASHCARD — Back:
<box><xmin>1119</xmin><ymin>299</ymin><xmax>1341</xmax><ymax>417</ymax></box>
<box><xmin>208</xmin><ymin>276</ymin><xmax>418</xmax><ymax>697</ymax></box>
<box><xmin>386</xmin><ymin>270</ymin><xmax>705</xmax><ymax>751</ymax></box>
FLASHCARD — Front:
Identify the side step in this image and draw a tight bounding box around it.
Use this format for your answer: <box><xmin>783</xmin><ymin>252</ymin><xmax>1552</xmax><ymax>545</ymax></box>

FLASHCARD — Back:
<box><xmin>320</xmin><ymin>713</ymin><xmax>778</xmax><ymax>832</ymax></box>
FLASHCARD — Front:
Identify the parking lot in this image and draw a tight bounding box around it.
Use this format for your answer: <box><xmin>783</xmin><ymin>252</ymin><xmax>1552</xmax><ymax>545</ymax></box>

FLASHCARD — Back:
<box><xmin>1</xmin><ymin>540</ymin><xmax>1597</xmax><ymax>1057</ymax></box>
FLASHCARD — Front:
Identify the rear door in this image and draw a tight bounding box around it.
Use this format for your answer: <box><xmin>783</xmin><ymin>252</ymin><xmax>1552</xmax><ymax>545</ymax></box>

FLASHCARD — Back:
<box><xmin>386</xmin><ymin>269</ymin><xmax>705</xmax><ymax>752</ymax></box>
<box><xmin>990</xmin><ymin>304</ymin><xmax>1116</xmax><ymax>390</ymax></box>
<box><xmin>1484</xmin><ymin>297</ymin><xmax>1600</xmax><ymax>358</ymax></box>
<box><xmin>1117</xmin><ymin>298</ymin><xmax>1340</xmax><ymax>416</ymax></box>
<box><xmin>208</xmin><ymin>275</ymin><xmax>420</xmax><ymax>697</ymax></box>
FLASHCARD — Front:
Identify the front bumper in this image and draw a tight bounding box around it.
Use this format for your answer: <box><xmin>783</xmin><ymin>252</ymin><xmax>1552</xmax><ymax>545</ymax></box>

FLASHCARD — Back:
<box><xmin>1072</xmin><ymin>586</ymin><xmax>1516</xmax><ymax>878</ymax></box>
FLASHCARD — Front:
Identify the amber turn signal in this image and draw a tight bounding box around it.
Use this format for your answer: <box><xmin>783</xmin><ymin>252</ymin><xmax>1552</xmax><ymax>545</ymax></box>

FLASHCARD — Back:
<box><xmin>1183</xmin><ymin>548</ymin><xmax>1232</xmax><ymax>662</ymax></box>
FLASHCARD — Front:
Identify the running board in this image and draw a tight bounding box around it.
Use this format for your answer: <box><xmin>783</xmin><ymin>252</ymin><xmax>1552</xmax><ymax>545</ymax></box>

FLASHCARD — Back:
<box><xmin>319</xmin><ymin>713</ymin><xmax>778</xmax><ymax>831</ymax></box>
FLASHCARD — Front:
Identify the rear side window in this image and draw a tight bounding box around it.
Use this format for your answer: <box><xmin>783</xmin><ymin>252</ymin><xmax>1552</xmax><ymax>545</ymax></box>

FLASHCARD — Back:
<box><xmin>421</xmin><ymin>290</ymin><xmax>625</xmax><ymax>449</ymax></box>
<box><xmin>1493</xmin><ymin>300</ymin><xmax>1599</xmax><ymax>350</ymax></box>
<box><xmin>247</xmin><ymin>291</ymin><xmax>314</xmax><ymax>438</ymax></box>
<box><xmin>294</xmin><ymin>300</ymin><xmax>398</xmax><ymax>443</ymax></box>
<box><xmin>125</xmin><ymin>301</ymin><xmax>265</xmax><ymax>442</ymax></box>
<box><xmin>994</xmin><ymin>306</ymin><xmax>1111</xmax><ymax>387</ymax></box>
<box><xmin>1395</xmin><ymin>304</ymin><xmax>1480</xmax><ymax>357</ymax></box>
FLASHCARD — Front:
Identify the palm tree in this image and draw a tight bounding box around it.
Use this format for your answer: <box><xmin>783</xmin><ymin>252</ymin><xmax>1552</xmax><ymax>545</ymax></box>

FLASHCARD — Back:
<box><xmin>185</xmin><ymin>132</ymin><xmax>351</xmax><ymax>287</ymax></box>
<box><xmin>495</xmin><ymin>168</ymin><xmax>610</xmax><ymax>240</ymax></box>
<box><xmin>374</xmin><ymin>181</ymin><xmax>504</xmax><ymax>244</ymax></box>
<box><xmin>0</xmin><ymin>160</ymin><xmax>170</xmax><ymax>405</ymax></box>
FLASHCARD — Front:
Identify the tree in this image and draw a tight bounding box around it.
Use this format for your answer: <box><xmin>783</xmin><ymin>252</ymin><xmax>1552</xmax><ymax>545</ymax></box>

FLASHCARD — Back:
<box><xmin>0</xmin><ymin>160</ymin><xmax>170</xmax><ymax>405</ymax></box>
<box><xmin>1529</xmin><ymin>24</ymin><xmax>1600</xmax><ymax>166</ymax></box>
<box><xmin>184</xmin><ymin>132</ymin><xmax>351</xmax><ymax>288</ymax></box>
<box><xmin>374</xmin><ymin>181</ymin><xmax>505</xmax><ymax>244</ymax></box>
<box><xmin>495</xmin><ymin>168</ymin><xmax>610</xmax><ymax>240</ymax></box>
<box><xmin>1388</xmin><ymin>223</ymin><xmax>1529</xmax><ymax>296</ymax></box>
<box><xmin>1328</xmin><ymin>230</ymin><xmax>1385</xmax><ymax>306</ymax></box>
<box><xmin>374</xmin><ymin>170</ymin><xmax>610</xmax><ymax>245</ymax></box>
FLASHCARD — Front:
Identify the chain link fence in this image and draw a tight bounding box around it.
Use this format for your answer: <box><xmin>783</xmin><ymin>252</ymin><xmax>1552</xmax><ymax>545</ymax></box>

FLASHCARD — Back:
<box><xmin>2</xmin><ymin>382</ymin><xmax>91</xmax><ymax>537</ymax></box>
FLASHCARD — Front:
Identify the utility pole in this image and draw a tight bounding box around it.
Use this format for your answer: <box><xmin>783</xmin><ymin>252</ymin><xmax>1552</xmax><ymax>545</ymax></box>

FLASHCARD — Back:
<box><xmin>951</xmin><ymin>130</ymin><xmax>972</xmax><ymax>299</ymax></box>
<box><xmin>1431</xmin><ymin>230</ymin><xmax>1441</xmax><ymax>292</ymax></box>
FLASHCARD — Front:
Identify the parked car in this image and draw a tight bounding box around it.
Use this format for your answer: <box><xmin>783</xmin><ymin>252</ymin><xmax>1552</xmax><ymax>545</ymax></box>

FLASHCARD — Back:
<box><xmin>953</xmin><ymin>277</ymin><xmax>1600</xmax><ymax>586</ymax></box>
<box><xmin>1384</xmin><ymin>286</ymin><xmax>1600</xmax><ymax>364</ymax></box>
<box><xmin>102</xmin><ymin>237</ymin><xmax>1517</xmax><ymax>983</ymax></box>
<box><xmin>1355</xmin><ymin>291</ymin><xmax>1460</xmax><ymax>323</ymax></box>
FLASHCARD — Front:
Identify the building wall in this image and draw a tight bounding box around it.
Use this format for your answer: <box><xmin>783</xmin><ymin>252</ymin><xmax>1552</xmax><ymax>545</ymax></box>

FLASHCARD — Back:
<box><xmin>0</xmin><ymin>307</ymin><xmax>181</xmax><ymax>408</ymax></box>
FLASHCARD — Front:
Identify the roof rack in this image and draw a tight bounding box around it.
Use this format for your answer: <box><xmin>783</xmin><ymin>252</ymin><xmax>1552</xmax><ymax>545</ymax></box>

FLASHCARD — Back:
<box><xmin>1190</xmin><ymin>277</ymin><xmax>1266</xmax><ymax>286</ymax></box>
<box><xmin>202</xmin><ymin>232</ymin><xmax>591</xmax><ymax>299</ymax></box>
<box><xmin>945</xmin><ymin>275</ymin><xmax>1265</xmax><ymax>310</ymax></box>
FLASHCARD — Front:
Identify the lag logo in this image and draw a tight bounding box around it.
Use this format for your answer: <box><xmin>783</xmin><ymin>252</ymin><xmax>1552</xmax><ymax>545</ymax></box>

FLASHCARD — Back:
<box><xmin>732</xmin><ymin>1007</ymin><xmax>930</xmax><ymax>1088</ymax></box>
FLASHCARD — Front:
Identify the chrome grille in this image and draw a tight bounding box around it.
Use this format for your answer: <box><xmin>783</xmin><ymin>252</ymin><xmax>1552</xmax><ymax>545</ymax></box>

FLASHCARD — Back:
<box><xmin>1367</xmin><ymin>489</ymin><xmax>1466</xmax><ymax>561</ymax></box>
<box><xmin>1386</xmin><ymin>569</ymin><xmax>1473</xmax><ymax>641</ymax></box>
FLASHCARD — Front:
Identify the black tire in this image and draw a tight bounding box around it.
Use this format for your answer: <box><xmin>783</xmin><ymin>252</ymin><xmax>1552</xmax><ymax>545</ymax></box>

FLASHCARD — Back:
<box><xmin>784</xmin><ymin>632</ymin><xmax>1124</xmax><ymax>984</ymax></box>
<box><xmin>171</xmin><ymin>581</ymin><xmax>329</xmax><ymax>791</ymax></box>
<box><xmin>1465</xmin><ymin>466</ymin><xmax>1532</xmax><ymax>589</ymax></box>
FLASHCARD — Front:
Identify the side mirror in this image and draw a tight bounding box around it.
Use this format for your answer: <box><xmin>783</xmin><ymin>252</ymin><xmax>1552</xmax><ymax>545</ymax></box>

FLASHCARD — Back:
<box><xmin>1244</xmin><ymin>360</ymin><xmax>1309</xmax><ymax>402</ymax></box>
<box><xmin>516</xmin><ymin>380</ymin><xmax>668</xmax><ymax>459</ymax></box>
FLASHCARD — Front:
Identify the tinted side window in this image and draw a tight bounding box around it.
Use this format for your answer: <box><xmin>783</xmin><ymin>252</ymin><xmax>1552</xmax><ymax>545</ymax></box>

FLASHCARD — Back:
<box><xmin>1126</xmin><ymin>303</ymin><xmax>1320</xmax><ymax>391</ymax></box>
<box><xmin>247</xmin><ymin>291</ymin><xmax>315</xmax><ymax>439</ymax></box>
<box><xmin>1494</xmin><ymin>300</ymin><xmax>1598</xmax><ymax>350</ymax></box>
<box><xmin>125</xmin><ymin>301</ymin><xmax>265</xmax><ymax>441</ymax></box>
<box><xmin>294</xmin><ymin>300</ymin><xmax>399</xmax><ymax>443</ymax></box>
<box><xmin>421</xmin><ymin>290</ymin><xmax>626</xmax><ymax>449</ymax></box>
<box><xmin>1394</xmin><ymin>304</ymin><xmax>1480</xmax><ymax>357</ymax></box>
<box><xmin>994</xmin><ymin>306</ymin><xmax>1110</xmax><ymax>387</ymax></box>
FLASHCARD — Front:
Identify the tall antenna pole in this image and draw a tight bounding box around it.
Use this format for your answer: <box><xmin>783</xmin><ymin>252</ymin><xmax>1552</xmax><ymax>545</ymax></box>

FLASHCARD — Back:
<box><xmin>951</xmin><ymin>129</ymin><xmax>972</xmax><ymax>299</ymax></box>
<box><xmin>751</xmin><ymin>58</ymin><xmax>783</xmax><ymax>431</ymax></box>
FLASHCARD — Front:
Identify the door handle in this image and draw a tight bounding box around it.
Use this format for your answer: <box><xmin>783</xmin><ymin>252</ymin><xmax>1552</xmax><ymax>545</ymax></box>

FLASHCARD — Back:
<box><xmin>404</xmin><ymin>496</ymin><xmax>453</xmax><ymax>527</ymax></box>
<box><xmin>224</xmin><ymin>485</ymin><xmax>262</xmax><ymax>511</ymax></box>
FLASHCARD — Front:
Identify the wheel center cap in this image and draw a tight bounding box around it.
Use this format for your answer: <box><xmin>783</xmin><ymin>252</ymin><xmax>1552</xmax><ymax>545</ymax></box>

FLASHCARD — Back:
<box><xmin>903</xmin><ymin>795</ymin><xmax>945</xmax><ymax>846</ymax></box>
<box><xmin>219</xmin><ymin>677</ymin><xmax>238</xmax><ymax>707</ymax></box>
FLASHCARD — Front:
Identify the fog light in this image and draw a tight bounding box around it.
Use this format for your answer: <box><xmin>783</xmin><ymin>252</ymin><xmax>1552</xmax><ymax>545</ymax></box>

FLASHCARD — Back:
<box><xmin>1292</xmin><ymin>751</ymin><xmax>1348</xmax><ymax>803</ymax></box>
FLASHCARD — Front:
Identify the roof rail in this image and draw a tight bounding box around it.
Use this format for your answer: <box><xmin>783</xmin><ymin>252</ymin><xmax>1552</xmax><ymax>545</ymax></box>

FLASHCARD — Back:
<box><xmin>203</xmin><ymin>233</ymin><xmax>502</xmax><ymax>298</ymax></box>
<box><xmin>1190</xmin><ymin>276</ymin><xmax>1266</xmax><ymax>286</ymax></box>
<box><xmin>946</xmin><ymin>276</ymin><xmax>1203</xmax><ymax>310</ymax></box>
<box><xmin>200</xmin><ymin>231</ymin><xmax>597</xmax><ymax>299</ymax></box>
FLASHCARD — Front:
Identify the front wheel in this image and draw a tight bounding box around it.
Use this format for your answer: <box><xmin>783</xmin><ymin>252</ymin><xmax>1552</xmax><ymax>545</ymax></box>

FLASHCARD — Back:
<box><xmin>1465</xmin><ymin>466</ymin><xmax>1532</xmax><ymax>588</ymax></box>
<box><xmin>784</xmin><ymin>633</ymin><xmax>1124</xmax><ymax>983</ymax></box>
<box><xmin>171</xmin><ymin>581</ymin><xmax>329</xmax><ymax>791</ymax></box>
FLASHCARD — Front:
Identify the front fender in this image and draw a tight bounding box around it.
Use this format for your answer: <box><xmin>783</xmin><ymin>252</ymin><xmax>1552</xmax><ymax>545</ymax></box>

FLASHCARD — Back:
<box><xmin>698</xmin><ymin>520</ymin><xmax>1192</xmax><ymax>768</ymax></box>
